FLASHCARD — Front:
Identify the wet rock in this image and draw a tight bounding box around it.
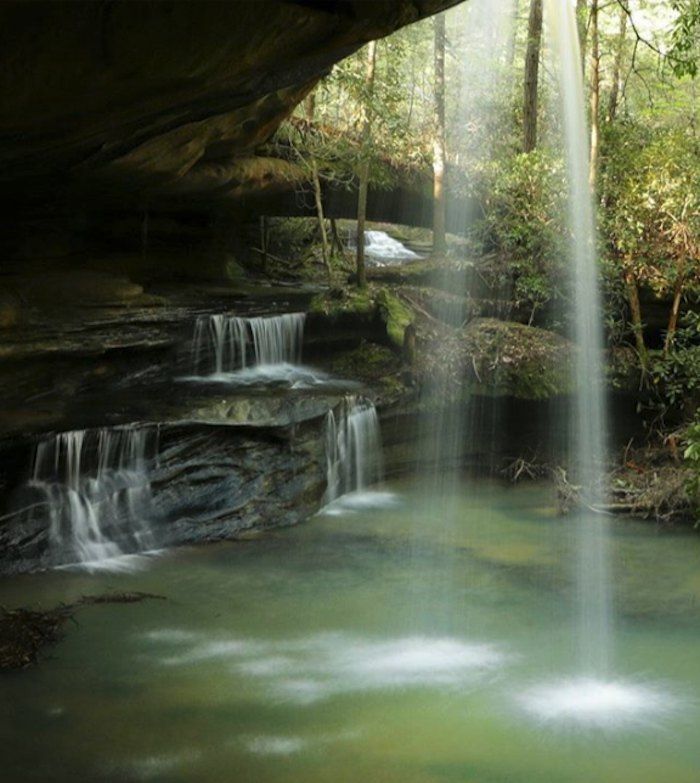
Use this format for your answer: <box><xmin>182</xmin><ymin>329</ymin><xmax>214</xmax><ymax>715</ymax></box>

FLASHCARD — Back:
<box><xmin>0</xmin><ymin>418</ymin><xmax>326</xmax><ymax>575</ymax></box>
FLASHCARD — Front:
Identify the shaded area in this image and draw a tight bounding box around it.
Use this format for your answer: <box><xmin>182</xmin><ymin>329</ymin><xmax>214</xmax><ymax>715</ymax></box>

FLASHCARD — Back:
<box><xmin>0</xmin><ymin>591</ymin><xmax>164</xmax><ymax>670</ymax></box>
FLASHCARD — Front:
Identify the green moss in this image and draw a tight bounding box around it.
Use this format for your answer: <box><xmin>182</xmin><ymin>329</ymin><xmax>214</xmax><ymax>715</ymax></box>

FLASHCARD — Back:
<box><xmin>309</xmin><ymin>288</ymin><xmax>374</xmax><ymax>318</ymax></box>
<box><xmin>376</xmin><ymin>289</ymin><xmax>414</xmax><ymax>348</ymax></box>
<box><xmin>329</xmin><ymin>342</ymin><xmax>404</xmax><ymax>398</ymax></box>
<box><xmin>463</xmin><ymin>318</ymin><xmax>574</xmax><ymax>399</ymax></box>
<box><xmin>310</xmin><ymin>285</ymin><xmax>415</xmax><ymax>351</ymax></box>
<box><xmin>224</xmin><ymin>257</ymin><xmax>247</xmax><ymax>281</ymax></box>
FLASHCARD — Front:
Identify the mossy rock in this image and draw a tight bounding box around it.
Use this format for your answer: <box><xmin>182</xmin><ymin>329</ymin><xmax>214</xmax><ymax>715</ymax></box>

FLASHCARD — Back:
<box><xmin>309</xmin><ymin>287</ymin><xmax>375</xmax><ymax>319</ymax></box>
<box><xmin>376</xmin><ymin>289</ymin><xmax>414</xmax><ymax>349</ymax></box>
<box><xmin>310</xmin><ymin>285</ymin><xmax>415</xmax><ymax>350</ymax></box>
<box><xmin>463</xmin><ymin>318</ymin><xmax>574</xmax><ymax>399</ymax></box>
<box><xmin>329</xmin><ymin>342</ymin><xmax>404</xmax><ymax>398</ymax></box>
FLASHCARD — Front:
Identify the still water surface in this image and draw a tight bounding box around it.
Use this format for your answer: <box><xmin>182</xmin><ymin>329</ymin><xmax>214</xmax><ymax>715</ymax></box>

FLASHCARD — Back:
<box><xmin>1</xmin><ymin>480</ymin><xmax>699</xmax><ymax>782</ymax></box>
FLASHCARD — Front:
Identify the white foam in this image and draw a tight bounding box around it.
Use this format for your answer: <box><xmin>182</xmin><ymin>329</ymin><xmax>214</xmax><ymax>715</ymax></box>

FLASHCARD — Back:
<box><xmin>275</xmin><ymin>678</ymin><xmax>330</xmax><ymax>705</ymax></box>
<box><xmin>56</xmin><ymin>549</ymin><xmax>163</xmax><ymax>574</ymax></box>
<box><xmin>319</xmin><ymin>490</ymin><xmax>401</xmax><ymax>516</ymax></box>
<box><xmin>245</xmin><ymin>736</ymin><xmax>307</xmax><ymax>756</ymax></box>
<box><xmin>362</xmin><ymin>230</ymin><xmax>420</xmax><ymax>266</ymax></box>
<box><xmin>238</xmin><ymin>655</ymin><xmax>294</xmax><ymax>676</ymax></box>
<box><xmin>180</xmin><ymin>363</ymin><xmax>350</xmax><ymax>390</ymax></box>
<box><xmin>517</xmin><ymin>677</ymin><xmax>681</xmax><ymax>731</ymax></box>
<box><xmin>143</xmin><ymin>628</ymin><xmax>200</xmax><ymax>644</ymax></box>
<box><xmin>241</xmin><ymin>633</ymin><xmax>508</xmax><ymax>703</ymax></box>
<box><xmin>154</xmin><ymin>630</ymin><xmax>508</xmax><ymax>703</ymax></box>
<box><xmin>331</xmin><ymin>637</ymin><xmax>507</xmax><ymax>691</ymax></box>
<box><xmin>110</xmin><ymin>750</ymin><xmax>201</xmax><ymax>781</ymax></box>
<box><xmin>162</xmin><ymin>639</ymin><xmax>252</xmax><ymax>666</ymax></box>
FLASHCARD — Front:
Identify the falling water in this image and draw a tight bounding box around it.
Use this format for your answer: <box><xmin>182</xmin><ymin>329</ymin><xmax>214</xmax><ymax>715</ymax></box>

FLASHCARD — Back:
<box><xmin>323</xmin><ymin>397</ymin><xmax>384</xmax><ymax>505</ymax></box>
<box><xmin>191</xmin><ymin>313</ymin><xmax>305</xmax><ymax>374</ymax></box>
<box><xmin>29</xmin><ymin>426</ymin><xmax>158</xmax><ymax>567</ymax></box>
<box><xmin>359</xmin><ymin>230</ymin><xmax>419</xmax><ymax>265</ymax></box>
<box><xmin>546</xmin><ymin>0</ymin><xmax>611</xmax><ymax>676</ymax></box>
<box><xmin>412</xmin><ymin>0</ymin><xmax>515</xmax><ymax>634</ymax></box>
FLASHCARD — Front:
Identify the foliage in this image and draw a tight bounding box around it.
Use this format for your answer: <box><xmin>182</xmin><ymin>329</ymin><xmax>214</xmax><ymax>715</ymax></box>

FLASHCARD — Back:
<box><xmin>683</xmin><ymin>411</ymin><xmax>700</xmax><ymax>520</ymax></box>
<box><xmin>473</xmin><ymin>150</ymin><xmax>567</xmax><ymax>319</ymax></box>
<box><xmin>647</xmin><ymin>310</ymin><xmax>700</xmax><ymax>416</ymax></box>
<box><xmin>601</xmin><ymin>123</ymin><xmax>700</xmax><ymax>300</ymax></box>
<box><xmin>669</xmin><ymin>0</ymin><xmax>700</xmax><ymax>77</ymax></box>
<box><xmin>303</xmin><ymin>31</ymin><xmax>433</xmax><ymax>188</ymax></box>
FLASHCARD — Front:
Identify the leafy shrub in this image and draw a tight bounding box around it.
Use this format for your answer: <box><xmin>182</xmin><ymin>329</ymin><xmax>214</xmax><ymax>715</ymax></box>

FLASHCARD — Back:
<box><xmin>472</xmin><ymin>150</ymin><xmax>567</xmax><ymax>321</ymax></box>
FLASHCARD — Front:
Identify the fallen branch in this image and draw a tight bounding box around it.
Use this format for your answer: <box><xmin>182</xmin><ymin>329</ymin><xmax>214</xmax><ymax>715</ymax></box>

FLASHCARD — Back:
<box><xmin>1</xmin><ymin>591</ymin><xmax>165</xmax><ymax>671</ymax></box>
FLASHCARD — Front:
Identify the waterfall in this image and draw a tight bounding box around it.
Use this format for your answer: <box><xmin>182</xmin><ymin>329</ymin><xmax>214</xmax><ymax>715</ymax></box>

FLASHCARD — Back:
<box><xmin>547</xmin><ymin>0</ymin><xmax>611</xmax><ymax>676</ymax></box>
<box><xmin>410</xmin><ymin>0</ymin><xmax>515</xmax><ymax>636</ymax></box>
<box><xmin>191</xmin><ymin>313</ymin><xmax>305</xmax><ymax>374</ymax></box>
<box><xmin>29</xmin><ymin>426</ymin><xmax>158</xmax><ymax>567</ymax></box>
<box><xmin>364</xmin><ymin>231</ymin><xmax>419</xmax><ymax>264</ymax></box>
<box><xmin>323</xmin><ymin>397</ymin><xmax>384</xmax><ymax>504</ymax></box>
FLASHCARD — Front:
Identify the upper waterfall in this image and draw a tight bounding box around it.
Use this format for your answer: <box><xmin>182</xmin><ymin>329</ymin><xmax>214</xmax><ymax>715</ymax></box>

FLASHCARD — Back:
<box><xmin>191</xmin><ymin>313</ymin><xmax>306</xmax><ymax>375</ymax></box>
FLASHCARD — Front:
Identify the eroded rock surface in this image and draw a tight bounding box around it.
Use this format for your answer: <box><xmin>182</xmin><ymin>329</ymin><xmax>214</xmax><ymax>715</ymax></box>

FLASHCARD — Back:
<box><xmin>0</xmin><ymin>1</ymin><xmax>458</xmax><ymax>208</ymax></box>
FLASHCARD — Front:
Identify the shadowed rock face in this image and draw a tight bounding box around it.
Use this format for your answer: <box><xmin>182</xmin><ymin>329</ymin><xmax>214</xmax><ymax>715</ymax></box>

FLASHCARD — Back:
<box><xmin>0</xmin><ymin>420</ymin><xmax>327</xmax><ymax>574</ymax></box>
<box><xmin>0</xmin><ymin>0</ymin><xmax>460</xmax><ymax>207</ymax></box>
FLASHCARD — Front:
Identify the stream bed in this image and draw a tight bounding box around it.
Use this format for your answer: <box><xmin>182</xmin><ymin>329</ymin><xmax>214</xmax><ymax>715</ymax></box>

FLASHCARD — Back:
<box><xmin>1</xmin><ymin>479</ymin><xmax>699</xmax><ymax>782</ymax></box>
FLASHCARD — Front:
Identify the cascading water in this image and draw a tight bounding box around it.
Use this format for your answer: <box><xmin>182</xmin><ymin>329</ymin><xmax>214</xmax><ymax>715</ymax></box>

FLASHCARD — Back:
<box><xmin>322</xmin><ymin>396</ymin><xmax>387</xmax><ymax>509</ymax></box>
<box><xmin>518</xmin><ymin>1</ymin><xmax>676</xmax><ymax>729</ymax></box>
<box><xmin>411</xmin><ymin>0</ymin><xmax>515</xmax><ymax>635</ymax></box>
<box><xmin>191</xmin><ymin>313</ymin><xmax>305</xmax><ymax>375</ymax></box>
<box><xmin>547</xmin><ymin>0</ymin><xmax>611</xmax><ymax>676</ymax></box>
<box><xmin>28</xmin><ymin>426</ymin><xmax>158</xmax><ymax>568</ymax></box>
<box><xmin>360</xmin><ymin>230</ymin><xmax>419</xmax><ymax>265</ymax></box>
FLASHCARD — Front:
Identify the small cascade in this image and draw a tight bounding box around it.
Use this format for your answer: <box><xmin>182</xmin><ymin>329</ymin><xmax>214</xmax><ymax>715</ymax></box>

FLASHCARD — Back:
<box><xmin>191</xmin><ymin>313</ymin><xmax>305</xmax><ymax>374</ymax></box>
<box><xmin>323</xmin><ymin>396</ymin><xmax>384</xmax><ymax>504</ymax></box>
<box><xmin>352</xmin><ymin>230</ymin><xmax>419</xmax><ymax>266</ymax></box>
<box><xmin>29</xmin><ymin>426</ymin><xmax>158</xmax><ymax>566</ymax></box>
<box><xmin>365</xmin><ymin>230</ymin><xmax>419</xmax><ymax>263</ymax></box>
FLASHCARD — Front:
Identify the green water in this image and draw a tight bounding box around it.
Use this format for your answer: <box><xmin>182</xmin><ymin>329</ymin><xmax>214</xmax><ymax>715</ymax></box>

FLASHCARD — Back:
<box><xmin>1</xmin><ymin>480</ymin><xmax>699</xmax><ymax>782</ymax></box>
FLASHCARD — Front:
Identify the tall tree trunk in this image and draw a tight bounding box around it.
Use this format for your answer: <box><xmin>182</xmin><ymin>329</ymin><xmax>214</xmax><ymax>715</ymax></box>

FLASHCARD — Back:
<box><xmin>577</xmin><ymin>0</ymin><xmax>588</xmax><ymax>71</ymax></box>
<box><xmin>259</xmin><ymin>215</ymin><xmax>268</xmax><ymax>274</ymax></box>
<box><xmin>625</xmin><ymin>266</ymin><xmax>647</xmax><ymax>368</ymax></box>
<box><xmin>304</xmin><ymin>92</ymin><xmax>331</xmax><ymax>277</ymax></box>
<box><xmin>506</xmin><ymin>0</ymin><xmax>520</xmax><ymax>74</ymax></box>
<box><xmin>588</xmin><ymin>0</ymin><xmax>600</xmax><ymax>187</ymax></box>
<box><xmin>665</xmin><ymin>256</ymin><xmax>687</xmax><ymax>354</ymax></box>
<box><xmin>432</xmin><ymin>13</ymin><xmax>447</xmax><ymax>257</ymax></box>
<box><xmin>607</xmin><ymin>5</ymin><xmax>628</xmax><ymax>122</ymax></box>
<box><xmin>523</xmin><ymin>0</ymin><xmax>543</xmax><ymax>153</ymax></box>
<box><xmin>356</xmin><ymin>40</ymin><xmax>377</xmax><ymax>289</ymax></box>
<box><xmin>330</xmin><ymin>218</ymin><xmax>343</xmax><ymax>257</ymax></box>
<box><xmin>407</xmin><ymin>59</ymin><xmax>416</xmax><ymax>130</ymax></box>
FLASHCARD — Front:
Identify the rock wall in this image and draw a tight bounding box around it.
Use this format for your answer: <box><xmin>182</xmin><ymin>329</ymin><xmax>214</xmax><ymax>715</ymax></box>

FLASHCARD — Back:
<box><xmin>0</xmin><ymin>1</ymin><xmax>460</xmax><ymax>211</ymax></box>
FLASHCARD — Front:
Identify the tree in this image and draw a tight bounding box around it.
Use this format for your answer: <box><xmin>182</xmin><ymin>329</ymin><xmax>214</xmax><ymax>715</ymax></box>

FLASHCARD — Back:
<box><xmin>577</xmin><ymin>0</ymin><xmax>589</xmax><ymax>70</ymax></box>
<box><xmin>588</xmin><ymin>0</ymin><xmax>600</xmax><ymax>186</ymax></box>
<box><xmin>304</xmin><ymin>91</ymin><xmax>331</xmax><ymax>276</ymax></box>
<box><xmin>356</xmin><ymin>40</ymin><xmax>378</xmax><ymax>289</ymax></box>
<box><xmin>432</xmin><ymin>13</ymin><xmax>448</xmax><ymax>256</ymax></box>
<box><xmin>602</xmin><ymin>126</ymin><xmax>700</xmax><ymax>363</ymax></box>
<box><xmin>669</xmin><ymin>0</ymin><xmax>700</xmax><ymax>77</ymax></box>
<box><xmin>523</xmin><ymin>0</ymin><xmax>543</xmax><ymax>153</ymax></box>
<box><xmin>607</xmin><ymin>4</ymin><xmax>628</xmax><ymax>122</ymax></box>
